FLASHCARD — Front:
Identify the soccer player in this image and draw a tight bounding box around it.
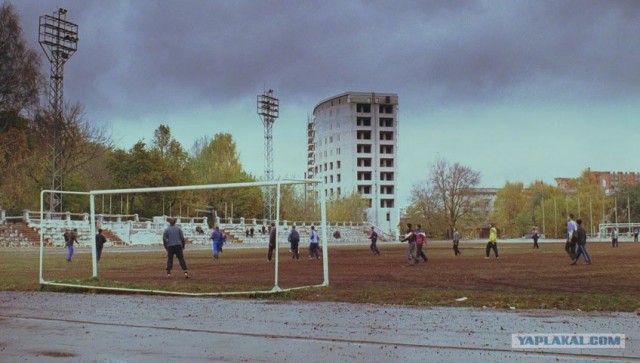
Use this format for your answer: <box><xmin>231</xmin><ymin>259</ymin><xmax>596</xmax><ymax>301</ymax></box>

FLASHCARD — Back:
<box><xmin>267</xmin><ymin>222</ymin><xmax>277</xmax><ymax>261</ymax></box>
<box><xmin>368</xmin><ymin>226</ymin><xmax>380</xmax><ymax>256</ymax></box>
<box><xmin>571</xmin><ymin>219</ymin><xmax>591</xmax><ymax>265</ymax></box>
<box><xmin>288</xmin><ymin>225</ymin><xmax>300</xmax><ymax>260</ymax></box>
<box><xmin>210</xmin><ymin>226</ymin><xmax>225</xmax><ymax>259</ymax></box>
<box><xmin>95</xmin><ymin>228</ymin><xmax>107</xmax><ymax>262</ymax></box>
<box><xmin>163</xmin><ymin>218</ymin><xmax>188</xmax><ymax>278</ymax></box>
<box><xmin>308</xmin><ymin>225</ymin><xmax>320</xmax><ymax>259</ymax></box>
<box><xmin>415</xmin><ymin>224</ymin><xmax>428</xmax><ymax>262</ymax></box>
<box><xmin>401</xmin><ymin>223</ymin><xmax>417</xmax><ymax>265</ymax></box>
<box><xmin>452</xmin><ymin>228</ymin><xmax>461</xmax><ymax>256</ymax></box>
<box><xmin>485</xmin><ymin>223</ymin><xmax>498</xmax><ymax>259</ymax></box>
<box><xmin>565</xmin><ymin>214</ymin><xmax>577</xmax><ymax>259</ymax></box>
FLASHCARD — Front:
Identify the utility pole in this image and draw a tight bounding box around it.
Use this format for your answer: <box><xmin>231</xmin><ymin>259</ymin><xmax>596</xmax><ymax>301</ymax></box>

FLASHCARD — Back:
<box><xmin>39</xmin><ymin>8</ymin><xmax>79</xmax><ymax>212</ymax></box>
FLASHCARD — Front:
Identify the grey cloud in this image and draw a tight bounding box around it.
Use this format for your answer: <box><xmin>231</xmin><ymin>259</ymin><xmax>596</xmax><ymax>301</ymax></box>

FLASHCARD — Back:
<box><xmin>10</xmin><ymin>0</ymin><xmax>640</xmax><ymax>122</ymax></box>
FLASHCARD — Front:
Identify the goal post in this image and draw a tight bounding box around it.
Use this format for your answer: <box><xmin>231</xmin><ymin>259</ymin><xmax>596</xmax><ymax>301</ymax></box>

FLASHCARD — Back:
<box><xmin>39</xmin><ymin>178</ymin><xmax>328</xmax><ymax>296</ymax></box>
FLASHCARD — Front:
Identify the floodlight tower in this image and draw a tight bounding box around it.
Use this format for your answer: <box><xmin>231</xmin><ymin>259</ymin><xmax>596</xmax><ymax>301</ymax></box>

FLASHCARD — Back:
<box><xmin>257</xmin><ymin>89</ymin><xmax>279</xmax><ymax>221</ymax></box>
<box><xmin>39</xmin><ymin>8</ymin><xmax>79</xmax><ymax>212</ymax></box>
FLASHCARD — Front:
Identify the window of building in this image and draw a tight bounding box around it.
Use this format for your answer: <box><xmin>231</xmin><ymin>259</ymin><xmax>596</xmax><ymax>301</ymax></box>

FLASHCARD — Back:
<box><xmin>379</xmin><ymin>118</ymin><xmax>393</xmax><ymax>127</ymax></box>
<box><xmin>330</xmin><ymin>162</ymin><xmax>334</xmax><ymax>170</ymax></box>
<box><xmin>336</xmin><ymin>147</ymin><xmax>341</xmax><ymax>155</ymax></box>
<box><xmin>337</xmin><ymin>187</ymin><xmax>341</xmax><ymax>197</ymax></box>
<box><xmin>356</xmin><ymin>103</ymin><xmax>371</xmax><ymax>113</ymax></box>
<box><xmin>380</xmin><ymin>145</ymin><xmax>394</xmax><ymax>154</ymax></box>
<box><xmin>381</xmin><ymin>199</ymin><xmax>395</xmax><ymax>208</ymax></box>
<box><xmin>357</xmin><ymin>172</ymin><xmax>372</xmax><ymax>181</ymax></box>
<box><xmin>357</xmin><ymin>158</ymin><xmax>372</xmax><ymax>167</ymax></box>
<box><xmin>380</xmin><ymin>131</ymin><xmax>394</xmax><ymax>140</ymax></box>
<box><xmin>379</xmin><ymin>104</ymin><xmax>393</xmax><ymax>114</ymax></box>
<box><xmin>337</xmin><ymin>174</ymin><xmax>341</xmax><ymax>182</ymax></box>
<box><xmin>356</xmin><ymin>130</ymin><xmax>372</xmax><ymax>140</ymax></box>
<box><xmin>358</xmin><ymin>185</ymin><xmax>371</xmax><ymax>194</ymax></box>
<box><xmin>357</xmin><ymin>144</ymin><xmax>372</xmax><ymax>153</ymax></box>
<box><xmin>324</xmin><ymin>176</ymin><xmax>327</xmax><ymax>184</ymax></box>
<box><xmin>329</xmin><ymin>136</ymin><xmax>333</xmax><ymax>143</ymax></box>
<box><xmin>365</xmin><ymin>198</ymin><xmax>372</xmax><ymax>208</ymax></box>
<box><xmin>330</xmin><ymin>175</ymin><xmax>334</xmax><ymax>183</ymax></box>
<box><xmin>380</xmin><ymin>172</ymin><xmax>394</xmax><ymax>181</ymax></box>
<box><xmin>356</xmin><ymin>117</ymin><xmax>371</xmax><ymax>126</ymax></box>
<box><xmin>337</xmin><ymin>161</ymin><xmax>341</xmax><ymax>169</ymax></box>
<box><xmin>380</xmin><ymin>158</ymin><xmax>394</xmax><ymax>167</ymax></box>
<box><xmin>381</xmin><ymin>185</ymin><xmax>394</xmax><ymax>194</ymax></box>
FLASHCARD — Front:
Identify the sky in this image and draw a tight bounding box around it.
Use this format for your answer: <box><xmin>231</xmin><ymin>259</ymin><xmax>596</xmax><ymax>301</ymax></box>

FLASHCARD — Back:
<box><xmin>9</xmin><ymin>0</ymin><xmax>640</xmax><ymax>208</ymax></box>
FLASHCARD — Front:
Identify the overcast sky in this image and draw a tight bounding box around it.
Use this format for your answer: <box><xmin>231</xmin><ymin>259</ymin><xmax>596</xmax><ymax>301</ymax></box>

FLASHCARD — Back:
<box><xmin>10</xmin><ymin>0</ymin><xmax>640</xmax><ymax>208</ymax></box>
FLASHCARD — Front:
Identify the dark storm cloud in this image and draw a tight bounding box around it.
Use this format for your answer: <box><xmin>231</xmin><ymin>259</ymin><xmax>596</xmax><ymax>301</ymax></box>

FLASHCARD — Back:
<box><xmin>10</xmin><ymin>0</ymin><xmax>640</xmax><ymax>120</ymax></box>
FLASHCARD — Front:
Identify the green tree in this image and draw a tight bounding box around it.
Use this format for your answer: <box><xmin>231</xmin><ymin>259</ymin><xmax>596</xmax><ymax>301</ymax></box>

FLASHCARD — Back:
<box><xmin>492</xmin><ymin>181</ymin><xmax>527</xmax><ymax>238</ymax></box>
<box><xmin>0</xmin><ymin>2</ymin><xmax>42</xmax><ymax>114</ymax></box>
<box><xmin>189</xmin><ymin>134</ymin><xmax>261</xmax><ymax>219</ymax></box>
<box><xmin>326</xmin><ymin>192</ymin><xmax>368</xmax><ymax>223</ymax></box>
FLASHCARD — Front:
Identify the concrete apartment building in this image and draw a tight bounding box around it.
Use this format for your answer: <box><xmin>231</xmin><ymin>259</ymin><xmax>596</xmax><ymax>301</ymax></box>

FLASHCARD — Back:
<box><xmin>308</xmin><ymin>92</ymin><xmax>399</xmax><ymax>237</ymax></box>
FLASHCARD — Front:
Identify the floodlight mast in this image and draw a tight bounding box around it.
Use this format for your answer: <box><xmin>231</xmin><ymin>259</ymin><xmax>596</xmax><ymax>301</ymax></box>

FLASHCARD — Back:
<box><xmin>38</xmin><ymin>8</ymin><xmax>79</xmax><ymax>212</ymax></box>
<box><xmin>257</xmin><ymin>89</ymin><xmax>279</xmax><ymax>221</ymax></box>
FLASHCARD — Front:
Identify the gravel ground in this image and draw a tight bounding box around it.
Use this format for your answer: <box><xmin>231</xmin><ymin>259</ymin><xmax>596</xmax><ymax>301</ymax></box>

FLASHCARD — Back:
<box><xmin>0</xmin><ymin>291</ymin><xmax>638</xmax><ymax>362</ymax></box>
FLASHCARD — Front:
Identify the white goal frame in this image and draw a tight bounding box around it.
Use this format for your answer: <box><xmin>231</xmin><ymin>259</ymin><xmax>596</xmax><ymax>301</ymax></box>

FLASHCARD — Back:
<box><xmin>39</xmin><ymin>179</ymin><xmax>329</xmax><ymax>296</ymax></box>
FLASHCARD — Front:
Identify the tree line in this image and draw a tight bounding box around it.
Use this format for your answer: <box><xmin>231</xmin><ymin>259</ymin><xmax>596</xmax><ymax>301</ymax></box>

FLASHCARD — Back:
<box><xmin>403</xmin><ymin>157</ymin><xmax>639</xmax><ymax>240</ymax></box>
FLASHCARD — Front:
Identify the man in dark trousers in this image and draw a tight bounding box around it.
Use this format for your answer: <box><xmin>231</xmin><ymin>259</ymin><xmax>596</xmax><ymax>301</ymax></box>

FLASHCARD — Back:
<box><xmin>452</xmin><ymin>228</ymin><xmax>461</xmax><ymax>256</ymax></box>
<box><xmin>163</xmin><ymin>218</ymin><xmax>188</xmax><ymax>278</ymax></box>
<box><xmin>288</xmin><ymin>225</ymin><xmax>300</xmax><ymax>260</ymax></box>
<box><xmin>95</xmin><ymin>228</ymin><xmax>107</xmax><ymax>262</ymax></box>
<box><xmin>571</xmin><ymin>219</ymin><xmax>591</xmax><ymax>265</ymax></box>
<box><xmin>368</xmin><ymin>226</ymin><xmax>380</xmax><ymax>256</ymax></box>
<box><xmin>267</xmin><ymin>222</ymin><xmax>276</xmax><ymax>261</ymax></box>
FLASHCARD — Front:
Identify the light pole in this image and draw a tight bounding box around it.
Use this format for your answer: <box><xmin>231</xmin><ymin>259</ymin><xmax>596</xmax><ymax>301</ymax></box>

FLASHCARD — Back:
<box><xmin>257</xmin><ymin>89</ymin><xmax>279</xmax><ymax>221</ymax></box>
<box><xmin>39</xmin><ymin>8</ymin><xmax>78</xmax><ymax>212</ymax></box>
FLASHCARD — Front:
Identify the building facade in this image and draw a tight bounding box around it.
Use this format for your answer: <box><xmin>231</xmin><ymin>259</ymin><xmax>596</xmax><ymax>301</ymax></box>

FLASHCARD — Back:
<box><xmin>555</xmin><ymin>169</ymin><xmax>640</xmax><ymax>195</ymax></box>
<box><xmin>309</xmin><ymin>92</ymin><xmax>399</xmax><ymax>237</ymax></box>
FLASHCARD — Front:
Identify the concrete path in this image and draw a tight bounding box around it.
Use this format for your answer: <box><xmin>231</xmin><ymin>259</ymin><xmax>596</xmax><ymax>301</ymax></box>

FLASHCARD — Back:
<box><xmin>0</xmin><ymin>291</ymin><xmax>638</xmax><ymax>362</ymax></box>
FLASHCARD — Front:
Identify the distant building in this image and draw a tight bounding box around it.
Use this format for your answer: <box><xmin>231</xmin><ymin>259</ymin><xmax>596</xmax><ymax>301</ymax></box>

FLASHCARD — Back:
<box><xmin>308</xmin><ymin>92</ymin><xmax>399</xmax><ymax>237</ymax></box>
<box><xmin>556</xmin><ymin>169</ymin><xmax>640</xmax><ymax>195</ymax></box>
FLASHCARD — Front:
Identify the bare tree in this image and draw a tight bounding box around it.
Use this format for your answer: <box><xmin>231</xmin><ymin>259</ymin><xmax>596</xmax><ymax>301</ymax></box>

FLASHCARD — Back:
<box><xmin>431</xmin><ymin>157</ymin><xmax>481</xmax><ymax>233</ymax></box>
<box><xmin>410</xmin><ymin>157</ymin><xmax>481</xmax><ymax>237</ymax></box>
<box><xmin>30</xmin><ymin>102</ymin><xmax>112</xmax><ymax>188</ymax></box>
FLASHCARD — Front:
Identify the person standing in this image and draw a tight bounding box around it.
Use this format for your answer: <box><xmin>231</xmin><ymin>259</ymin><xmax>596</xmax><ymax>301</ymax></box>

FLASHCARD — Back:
<box><xmin>565</xmin><ymin>214</ymin><xmax>577</xmax><ymax>259</ymax></box>
<box><xmin>308</xmin><ymin>225</ymin><xmax>320</xmax><ymax>259</ymax></box>
<box><xmin>95</xmin><ymin>228</ymin><xmax>107</xmax><ymax>262</ymax></box>
<box><xmin>611</xmin><ymin>228</ymin><xmax>619</xmax><ymax>247</ymax></box>
<box><xmin>210</xmin><ymin>226</ymin><xmax>224</xmax><ymax>259</ymax></box>
<box><xmin>634</xmin><ymin>228</ymin><xmax>639</xmax><ymax>243</ymax></box>
<box><xmin>368</xmin><ymin>226</ymin><xmax>380</xmax><ymax>256</ymax></box>
<box><xmin>571</xmin><ymin>219</ymin><xmax>591</xmax><ymax>265</ymax></box>
<box><xmin>288</xmin><ymin>225</ymin><xmax>300</xmax><ymax>260</ymax></box>
<box><xmin>163</xmin><ymin>218</ymin><xmax>188</xmax><ymax>278</ymax></box>
<box><xmin>485</xmin><ymin>223</ymin><xmax>498</xmax><ymax>259</ymax></box>
<box><xmin>415</xmin><ymin>224</ymin><xmax>428</xmax><ymax>262</ymax></box>
<box><xmin>401</xmin><ymin>223</ymin><xmax>417</xmax><ymax>265</ymax></box>
<box><xmin>452</xmin><ymin>228</ymin><xmax>461</xmax><ymax>256</ymax></box>
<box><xmin>267</xmin><ymin>222</ymin><xmax>277</xmax><ymax>261</ymax></box>
<box><xmin>532</xmin><ymin>227</ymin><xmax>540</xmax><ymax>249</ymax></box>
<box><xmin>64</xmin><ymin>228</ymin><xmax>79</xmax><ymax>262</ymax></box>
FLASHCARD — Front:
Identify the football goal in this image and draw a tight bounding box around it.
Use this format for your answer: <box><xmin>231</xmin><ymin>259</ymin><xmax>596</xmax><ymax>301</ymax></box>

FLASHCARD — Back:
<box><xmin>39</xmin><ymin>179</ymin><xmax>328</xmax><ymax>296</ymax></box>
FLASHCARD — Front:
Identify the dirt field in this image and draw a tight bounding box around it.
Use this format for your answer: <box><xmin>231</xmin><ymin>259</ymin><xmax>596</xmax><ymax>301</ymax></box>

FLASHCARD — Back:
<box><xmin>27</xmin><ymin>239</ymin><xmax>640</xmax><ymax>311</ymax></box>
